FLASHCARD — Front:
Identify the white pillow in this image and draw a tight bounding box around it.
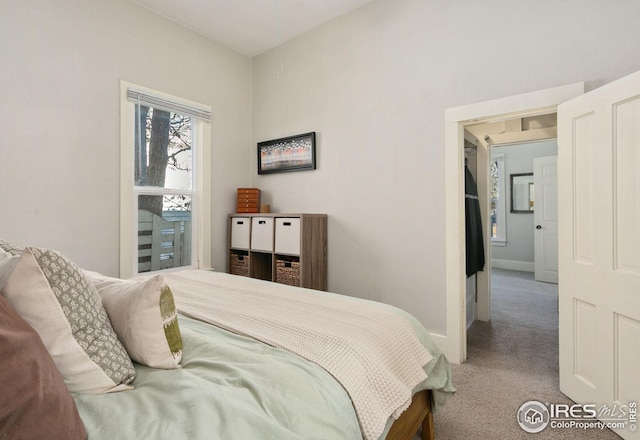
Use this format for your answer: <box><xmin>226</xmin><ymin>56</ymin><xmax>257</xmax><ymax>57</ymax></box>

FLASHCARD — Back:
<box><xmin>85</xmin><ymin>272</ymin><xmax>183</xmax><ymax>369</ymax></box>
<box><xmin>2</xmin><ymin>247</ymin><xmax>136</xmax><ymax>393</ymax></box>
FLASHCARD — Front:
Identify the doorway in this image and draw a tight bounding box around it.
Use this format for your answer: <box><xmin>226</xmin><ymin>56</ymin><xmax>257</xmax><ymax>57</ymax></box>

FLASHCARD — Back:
<box><xmin>443</xmin><ymin>82</ymin><xmax>584</xmax><ymax>363</ymax></box>
<box><xmin>464</xmin><ymin>128</ymin><xmax>559</xmax><ymax>330</ymax></box>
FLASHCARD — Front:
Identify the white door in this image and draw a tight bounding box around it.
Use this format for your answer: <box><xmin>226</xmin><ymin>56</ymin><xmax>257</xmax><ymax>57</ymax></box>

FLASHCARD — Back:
<box><xmin>558</xmin><ymin>70</ymin><xmax>640</xmax><ymax>439</ymax></box>
<box><xmin>533</xmin><ymin>156</ymin><xmax>558</xmax><ymax>283</ymax></box>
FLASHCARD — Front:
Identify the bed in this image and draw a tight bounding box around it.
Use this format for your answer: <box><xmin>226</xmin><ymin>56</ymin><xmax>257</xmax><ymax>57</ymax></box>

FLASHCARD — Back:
<box><xmin>0</xmin><ymin>242</ymin><xmax>454</xmax><ymax>440</ymax></box>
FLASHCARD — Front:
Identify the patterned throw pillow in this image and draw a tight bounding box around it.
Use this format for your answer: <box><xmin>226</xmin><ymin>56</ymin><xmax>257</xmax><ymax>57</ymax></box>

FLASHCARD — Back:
<box><xmin>85</xmin><ymin>272</ymin><xmax>183</xmax><ymax>369</ymax></box>
<box><xmin>2</xmin><ymin>247</ymin><xmax>136</xmax><ymax>394</ymax></box>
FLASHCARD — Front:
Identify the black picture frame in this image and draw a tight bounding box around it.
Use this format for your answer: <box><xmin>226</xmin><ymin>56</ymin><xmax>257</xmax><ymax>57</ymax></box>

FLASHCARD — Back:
<box><xmin>257</xmin><ymin>132</ymin><xmax>316</xmax><ymax>174</ymax></box>
<box><xmin>510</xmin><ymin>172</ymin><xmax>534</xmax><ymax>213</ymax></box>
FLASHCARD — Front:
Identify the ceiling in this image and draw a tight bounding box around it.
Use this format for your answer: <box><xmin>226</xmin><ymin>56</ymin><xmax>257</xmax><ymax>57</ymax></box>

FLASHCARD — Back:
<box><xmin>465</xmin><ymin>113</ymin><xmax>558</xmax><ymax>148</ymax></box>
<box><xmin>131</xmin><ymin>0</ymin><xmax>376</xmax><ymax>57</ymax></box>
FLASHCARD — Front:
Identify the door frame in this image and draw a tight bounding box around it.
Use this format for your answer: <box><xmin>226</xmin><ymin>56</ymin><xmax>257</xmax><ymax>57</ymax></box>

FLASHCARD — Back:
<box><xmin>442</xmin><ymin>82</ymin><xmax>584</xmax><ymax>363</ymax></box>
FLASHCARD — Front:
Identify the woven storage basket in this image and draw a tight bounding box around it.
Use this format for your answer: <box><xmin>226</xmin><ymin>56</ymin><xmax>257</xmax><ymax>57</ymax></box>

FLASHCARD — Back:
<box><xmin>230</xmin><ymin>252</ymin><xmax>249</xmax><ymax>277</ymax></box>
<box><xmin>276</xmin><ymin>257</ymin><xmax>300</xmax><ymax>287</ymax></box>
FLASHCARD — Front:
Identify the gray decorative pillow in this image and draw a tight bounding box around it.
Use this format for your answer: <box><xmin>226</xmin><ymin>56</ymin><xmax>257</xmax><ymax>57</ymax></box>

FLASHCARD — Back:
<box><xmin>2</xmin><ymin>247</ymin><xmax>136</xmax><ymax>394</ymax></box>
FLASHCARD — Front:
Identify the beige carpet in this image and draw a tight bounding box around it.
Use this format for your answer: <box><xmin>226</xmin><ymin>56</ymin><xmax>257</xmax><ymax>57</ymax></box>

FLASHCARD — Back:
<box><xmin>431</xmin><ymin>269</ymin><xmax>621</xmax><ymax>439</ymax></box>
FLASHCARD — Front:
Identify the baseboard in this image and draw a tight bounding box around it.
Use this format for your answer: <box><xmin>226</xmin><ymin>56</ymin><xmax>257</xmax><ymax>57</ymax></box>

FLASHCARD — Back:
<box><xmin>491</xmin><ymin>259</ymin><xmax>534</xmax><ymax>272</ymax></box>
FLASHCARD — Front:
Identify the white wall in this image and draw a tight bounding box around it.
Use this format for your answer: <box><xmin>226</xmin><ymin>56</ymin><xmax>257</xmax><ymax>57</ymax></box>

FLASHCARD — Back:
<box><xmin>491</xmin><ymin>140</ymin><xmax>558</xmax><ymax>267</ymax></box>
<box><xmin>0</xmin><ymin>0</ymin><xmax>252</xmax><ymax>275</ymax></box>
<box><xmin>252</xmin><ymin>0</ymin><xmax>640</xmax><ymax>334</ymax></box>
<box><xmin>3</xmin><ymin>0</ymin><xmax>640</xmax><ymax>336</ymax></box>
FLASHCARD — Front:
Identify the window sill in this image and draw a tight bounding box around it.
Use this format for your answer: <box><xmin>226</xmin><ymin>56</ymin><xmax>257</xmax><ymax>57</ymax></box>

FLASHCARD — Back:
<box><xmin>491</xmin><ymin>239</ymin><xmax>507</xmax><ymax>247</ymax></box>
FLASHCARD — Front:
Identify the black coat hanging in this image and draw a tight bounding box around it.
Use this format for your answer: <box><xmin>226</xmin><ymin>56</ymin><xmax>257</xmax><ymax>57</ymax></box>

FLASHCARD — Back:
<box><xmin>465</xmin><ymin>164</ymin><xmax>485</xmax><ymax>277</ymax></box>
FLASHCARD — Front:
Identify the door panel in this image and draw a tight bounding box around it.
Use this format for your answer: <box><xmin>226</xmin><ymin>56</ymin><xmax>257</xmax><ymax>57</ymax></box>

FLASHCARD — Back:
<box><xmin>574</xmin><ymin>299</ymin><xmax>597</xmax><ymax>388</ymax></box>
<box><xmin>534</xmin><ymin>156</ymin><xmax>558</xmax><ymax>283</ymax></box>
<box><xmin>573</xmin><ymin>112</ymin><xmax>596</xmax><ymax>265</ymax></box>
<box><xmin>614</xmin><ymin>95</ymin><xmax>640</xmax><ymax>274</ymax></box>
<box><xmin>616</xmin><ymin>313</ymin><xmax>640</xmax><ymax>403</ymax></box>
<box><xmin>559</xmin><ymin>70</ymin><xmax>640</xmax><ymax>440</ymax></box>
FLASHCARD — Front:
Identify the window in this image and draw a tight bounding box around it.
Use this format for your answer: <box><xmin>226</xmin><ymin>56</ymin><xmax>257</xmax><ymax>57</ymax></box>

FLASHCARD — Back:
<box><xmin>120</xmin><ymin>82</ymin><xmax>212</xmax><ymax>277</ymax></box>
<box><xmin>490</xmin><ymin>152</ymin><xmax>506</xmax><ymax>245</ymax></box>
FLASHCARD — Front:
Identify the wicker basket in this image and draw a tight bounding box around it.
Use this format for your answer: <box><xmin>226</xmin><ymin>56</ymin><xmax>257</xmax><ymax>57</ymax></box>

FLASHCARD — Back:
<box><xmin>276</xmin><ymin>257</ymin><xmax>300</xmax><ymax>287</ymax></box>
<box><xmin>229</xmin><ymin>251</ymin><xmax>249</xmax><ymax>277</ymax></box>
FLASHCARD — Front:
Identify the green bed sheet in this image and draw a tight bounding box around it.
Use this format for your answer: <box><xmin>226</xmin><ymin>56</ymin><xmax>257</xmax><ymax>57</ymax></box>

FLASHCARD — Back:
<box><xmin>74</xmin><ymin>311</ymin><xmax>454</xmax><ymax>440</ymax></box>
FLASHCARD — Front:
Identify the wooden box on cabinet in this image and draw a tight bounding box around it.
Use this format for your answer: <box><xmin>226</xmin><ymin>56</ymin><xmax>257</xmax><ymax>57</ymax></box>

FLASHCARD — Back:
<box><xmin>227</xmin><ymin>213</ymin><xmax>327</xmax><ymax>291</ymax></box>
<box><xmin>236</xmin><ymin>188</ymin><xmax>261</xmax><ymax>213</ymax></box>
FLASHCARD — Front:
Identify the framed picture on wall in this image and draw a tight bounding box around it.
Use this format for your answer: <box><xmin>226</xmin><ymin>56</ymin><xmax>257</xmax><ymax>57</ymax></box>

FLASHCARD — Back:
<box><xmin>257</xmin><ymin>132</ymin><xmax>316</xmax><ymax>174</ymax></box>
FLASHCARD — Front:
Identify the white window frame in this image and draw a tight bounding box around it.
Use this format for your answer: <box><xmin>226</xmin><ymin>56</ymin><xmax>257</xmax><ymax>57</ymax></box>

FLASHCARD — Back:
<box><xmin>119</xmin><ymin>81</ymin><xmax>212</xmax><ymax>278</ymax></box>
<box><xmin>490</xmin><ymin>152</ymin><xmax>507</xmax><ymax>246</ymax></box>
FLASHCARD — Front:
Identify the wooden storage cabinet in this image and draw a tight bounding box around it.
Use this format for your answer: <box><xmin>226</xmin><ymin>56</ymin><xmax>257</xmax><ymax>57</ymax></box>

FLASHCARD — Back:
<box><xmin>228</xmin><ymin>213</ymin><xmax>327</xmax><ymax>291</ymax></box>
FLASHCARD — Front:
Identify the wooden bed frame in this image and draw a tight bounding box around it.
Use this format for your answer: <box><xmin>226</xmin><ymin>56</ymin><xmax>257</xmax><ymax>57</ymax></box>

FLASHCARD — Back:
<box><xmin>387</xmin><ymin>390</ymin><xmax>434</xmax><ymax>440</ymax></box>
